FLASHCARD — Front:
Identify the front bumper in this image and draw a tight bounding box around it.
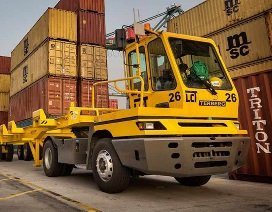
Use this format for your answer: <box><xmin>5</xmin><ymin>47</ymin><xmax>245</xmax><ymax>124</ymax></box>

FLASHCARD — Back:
<box><xmin>112</xmin><ymin>136</ymin><xmax>250</xmax><ymax>177</ymax></box>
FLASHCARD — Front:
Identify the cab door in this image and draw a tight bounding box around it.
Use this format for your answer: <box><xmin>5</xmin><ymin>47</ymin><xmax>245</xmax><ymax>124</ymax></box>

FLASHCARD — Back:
<box><xmin>146</xmin><ymin>38</ymin><xmax>181</xmax><ymax>108</ymax></box>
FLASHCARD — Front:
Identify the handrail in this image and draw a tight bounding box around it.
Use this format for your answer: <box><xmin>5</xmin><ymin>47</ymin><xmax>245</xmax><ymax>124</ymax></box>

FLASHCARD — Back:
<box><xmin>92</xmin><ymin>76</ymin><xmax>145</xmax><ymax>108</ymax></box>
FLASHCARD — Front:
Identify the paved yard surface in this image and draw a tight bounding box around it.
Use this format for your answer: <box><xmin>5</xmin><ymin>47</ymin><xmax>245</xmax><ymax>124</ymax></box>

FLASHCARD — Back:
<box><xmin>0</xmin><ymin>158</ymin><xmax>272</xmax><ymax>212</ymax></box>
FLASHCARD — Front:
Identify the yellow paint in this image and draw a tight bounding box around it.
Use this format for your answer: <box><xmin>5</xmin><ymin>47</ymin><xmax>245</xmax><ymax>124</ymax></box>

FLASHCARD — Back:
<box><xmin>0</xmin><ymin>189</ymin><xmax>43</xmax><ymax>200</ymax></box>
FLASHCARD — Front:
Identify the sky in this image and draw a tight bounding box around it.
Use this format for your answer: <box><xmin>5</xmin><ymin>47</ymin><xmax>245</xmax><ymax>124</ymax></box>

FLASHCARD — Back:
<box><xmin>0</xmin><ymin>0</ymin><xmax>204</xmax><ymax>107</ymax></box>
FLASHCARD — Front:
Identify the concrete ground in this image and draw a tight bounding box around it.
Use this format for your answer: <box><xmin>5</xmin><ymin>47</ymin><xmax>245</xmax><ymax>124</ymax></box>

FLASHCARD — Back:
<box><xmin>0</xmin><ymin>157</ymin><xmax>272</xmax><ymax>212</ymax></box>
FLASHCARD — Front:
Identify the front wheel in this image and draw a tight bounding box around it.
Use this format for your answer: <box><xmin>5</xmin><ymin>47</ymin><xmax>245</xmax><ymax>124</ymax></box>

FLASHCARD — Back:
<box><xmin>175</xmin><ymin>175</ymin><xmax>211</xmax><ymax>186</ymax></box>
<box><xmin>43</xmin><ymin>140</ymin><xmax>63</xmax><ymax>177</ymax></box>
<box><xmin>92</xmin><ymin>138</ymin><xmax>131</xmax><ymax>193</ymax></box>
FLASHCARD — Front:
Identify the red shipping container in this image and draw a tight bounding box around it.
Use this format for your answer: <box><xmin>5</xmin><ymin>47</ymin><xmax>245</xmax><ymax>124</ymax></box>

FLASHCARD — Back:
<box><xmin>55</xmin><ymin>0</ymin><xmax>105</xmax><ymax>14</ymax></box>
<box><xmin>78</xmin><ymin>79</ymin><xmax>109</xmax><ymax>110</ymax></box>
<box><xmin>9</xmin><ymin>76</ymin><xmax>77</xmax><ymax>123</ymax></box>
<box><xmin>0</xmin><ymin>56</ymin><xmax>11</xmax><ymax>74</ymax></box>
<box><xmin>78</xmin><ymin>11</ymin><xmax>106</xmax><ymax>46</ymax></box>
<box><xmin>0</xmin><ymin>112</ymin><xmax>8</xmax><ymax>125</ymax></box>
<box><xmin>109</xmin><ymin>99</ymin><xmax>118</xmax><ymax>109</ymax></box>
<box><xmin>230</xmin><ymin>70</ymin><xmax>272</xmax><ymax>181</ymax></box>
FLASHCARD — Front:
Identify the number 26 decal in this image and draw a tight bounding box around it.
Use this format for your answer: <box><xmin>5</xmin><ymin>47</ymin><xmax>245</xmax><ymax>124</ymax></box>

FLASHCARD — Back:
<box><xmin>225</xmin><ymin>93</ymin><xmax>237</xmax><ymax>102</ymax></box>
<box><xmin>169</xmin><ymin>92</ymin><xmax>181</xmax><ymax>102</ymax></box>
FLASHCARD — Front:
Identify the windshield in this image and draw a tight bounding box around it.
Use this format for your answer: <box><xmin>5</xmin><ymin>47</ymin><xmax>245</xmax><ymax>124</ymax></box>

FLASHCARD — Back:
<box><xmin>169</xmin><ymin>38</ymin><xmax>232</xmax><ymax>90</ymax></box>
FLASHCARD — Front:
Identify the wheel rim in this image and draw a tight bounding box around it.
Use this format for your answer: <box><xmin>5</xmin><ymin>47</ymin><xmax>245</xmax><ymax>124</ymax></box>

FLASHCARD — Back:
<box><xmin>44</xmin><ymin>148</ymin><xmax>52</xmax><ymax>169</ymax></box>
<box><xmin>96</xmin><ymin>150</ymin><xmax>113</xmax><ymax>182</ymax></box>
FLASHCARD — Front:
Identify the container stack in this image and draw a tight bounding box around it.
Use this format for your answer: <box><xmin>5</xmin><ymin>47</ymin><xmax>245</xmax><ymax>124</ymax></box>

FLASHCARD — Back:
<box><xmin>0</xmin><ymin>56</ymin><xmax>11</xmax><ymax>125</ymax></box>
<box><xmin>167</xmin><ymin>0</ymin><xmax>272</xmax><ymax>182</ymax></box>
<box><xmin>9</xmin><ymin>8</ymin><xmax>78</xmax><ymax>124</ymax></box>
<box><xmin>55</xmin><ymin>0</ymin><xmax>109</xmax><ymax>109</ymax></box>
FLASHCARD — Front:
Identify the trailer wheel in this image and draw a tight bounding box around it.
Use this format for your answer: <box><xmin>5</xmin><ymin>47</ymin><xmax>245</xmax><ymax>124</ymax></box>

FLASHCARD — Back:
<box><xmin>17</xmin><ymin>145</ymin><xmax>24</xmax><ymax>160</ymax></box>
<box><xmin>92</xmin><ymin>138</ymin><xmax>130</xmax><ymax>193</ymax></box>
<box><xmin>0</xmin><ymin>152</ymin><xmax>6</xmax><ymax>160</ymax></box>
<box><xmin>5</xmin><ymin>145</ymin><xmax>14</xmax><ymax>162</ymax></box>
<box><xmin>43</xmin><ymin>140</ymin><xmax>63</xmax><ymax>177</ymax></box>
<box><xmin>174</xmin><ymin>175</ymin><xmax>211</xmax><ymax>186</ymax></box>
<box><xmin>61</xmin><ymin>164</ymin><xmax>74</xmax><ymax>176</ymax></box>
<box><xmin>23</xmin><ymin>143</ymin><xmax>33</xmax><ymax>161</ymax></box>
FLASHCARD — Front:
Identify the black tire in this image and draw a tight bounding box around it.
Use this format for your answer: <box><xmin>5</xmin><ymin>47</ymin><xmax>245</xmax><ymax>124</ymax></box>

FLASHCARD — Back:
<box><xmin>61</xmin><ymin>164</ymin><xmax>74</xmax><ymax>176</ymax></box>
<box><xmin>0</xmin><ymin>152</ymin><xmax>6</xmax><ymax>160</ymax></box>
<box><xmin>17</xmin><ymin>145</ymin><xmax>24</xmax><ymax>160</ymax></box>
<box><xmin>23</xmin><ymin>143</ymin><xmax>33</xmax><ymax>161</ymax></box>
<box><xmin>42</xmin><ymin>140</ymin><xmax>63</xmax><ymax>177</ymax></box>
<box><xmin>5</xmin><ymin>145</ymin><xmax>14</xmax><ymax>162</ymax></box>
<box><xmin>175</xmin><ymin>175</ymin><xmax>211</xmax><ymax>186</ymax></box>
<box><xmin>92</xmin><ymin>138</ymin><xmax>131</xmax><ymax>193</ymax></box>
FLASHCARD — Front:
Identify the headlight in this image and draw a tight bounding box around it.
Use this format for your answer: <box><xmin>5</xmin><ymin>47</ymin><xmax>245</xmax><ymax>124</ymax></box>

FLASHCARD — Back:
<box><xmin>136</xmin><ymin>122</ymin><xmax>166</xmax><ymax>130</ymax></box>
<box><xmin>234</xmin><ymin>122</ymin><xmax>240</xmax><ymax>130</ymax></box>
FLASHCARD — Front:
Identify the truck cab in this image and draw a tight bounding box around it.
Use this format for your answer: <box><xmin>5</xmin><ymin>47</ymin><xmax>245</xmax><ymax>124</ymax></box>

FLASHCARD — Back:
<box><xmin>127</xmin><ymin>32</ymin><xmax>237</xmax><ymax>119</ymax></box>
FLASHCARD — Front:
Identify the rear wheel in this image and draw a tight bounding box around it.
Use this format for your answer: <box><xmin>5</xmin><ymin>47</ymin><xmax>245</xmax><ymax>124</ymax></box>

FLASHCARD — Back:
<box><xmin>92</xmin><ymin>138</ymin><xmax>131</xmax><ymax>193</ymax></box>
<box><xmin>175</xmin><ymin>175</ymin><xmax>211</xmax><ymax>186</ymax></box>
<box><xmin>23</xmin><ymin>143</ymin><xmax>33</xmax><ymax>161</ymax></box>
<box><xmin>43</xmin><ymin>140</ymin><xmax>63</xmax><ymax>177</ymax></box>
<box><xmin>17</xmin><ymin>145</ymin><xmax>24</xmax><ymax>160</ymax></box>
<box><xmin>5</xmin><ymin>145</ymin><xmax>14</xmax><ymax>162</ymax></box>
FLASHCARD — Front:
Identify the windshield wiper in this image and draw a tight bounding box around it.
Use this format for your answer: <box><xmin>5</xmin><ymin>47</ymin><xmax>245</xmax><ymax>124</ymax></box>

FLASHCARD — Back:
<box><xmin>197</xmin><ymin>78</ymin><xmax>217</xmax><ymax>95</ymax></box>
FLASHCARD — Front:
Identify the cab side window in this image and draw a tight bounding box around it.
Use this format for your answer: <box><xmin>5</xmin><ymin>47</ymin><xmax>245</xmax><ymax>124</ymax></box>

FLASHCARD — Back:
<box><xmin>128</xmin><ymin>47</ymin><xmax>148</xmax><ymax>91</ymax></box>
<box><xmin>148</xmin><ymin>38</ymin><xmax>176</xmax><ymax>91</ymax></box>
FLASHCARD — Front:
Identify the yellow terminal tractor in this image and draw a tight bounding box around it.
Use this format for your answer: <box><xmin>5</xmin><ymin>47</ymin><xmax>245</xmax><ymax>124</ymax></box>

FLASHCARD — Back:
<box><xmin>0</xmin><ymin>25</ymin><xmax>250</xmax><ymax>193</ymax></box>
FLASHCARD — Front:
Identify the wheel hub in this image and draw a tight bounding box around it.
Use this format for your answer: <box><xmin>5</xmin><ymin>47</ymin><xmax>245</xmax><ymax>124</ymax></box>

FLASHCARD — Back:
<box><xmin>96</xmin><ymin>150</ymin><xmax>113</xmax><ymax>182</ymax></box>
<box><xmin>44</xmin><ymin>148</ymin><xmax>52</xmax><ymax>169</ymax></box>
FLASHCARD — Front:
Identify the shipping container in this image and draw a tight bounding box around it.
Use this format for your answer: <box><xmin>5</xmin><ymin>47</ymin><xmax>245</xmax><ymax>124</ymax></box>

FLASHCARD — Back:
<box><xmin>0</xmin><ymin>74</ymin><xmax>10</xmax><ymax>92</ymax></box>
<box><xmin>11</xmin><ymin>8</ymin><xmax>77</xmax><ymax>70</ymax></box>
<box><xmin>168</xmin><ymin>0</ymin><xmax>272</xmax><ymax>37</ymax></box>
<box><xmin>0</xmin><ymin>93</ymin><xmax>9</xmax><ymax>112</ymax></box>
<box><xmin>9</xmin><ymin>76</ymin><xmax>77</xmax><ymax>123</ymax></box>
<box><xmin>11</xmin><ymin>39</ymin><xmax>77</xmax><ymax>96</ymax></box>
<box><xmin>210</xmin><ymin>15</ymin><xmax>272</xmax><ymax>69</ymax></box>
<box><xmin>79</xmin><ymin>44</ymin><xmax>107</xmax><ymax>80</ymax></box>
<box><xmin>55</xmin><ymin>0</ymin><xmax>105</xmax><ymax>14</ymax></box>
<box><xmin>230</xmin><ymin>70</ymin><xmax>272</xmax><ymax>180</ymax></box>
<box><xmin>229</xmin><ymin>59</ymin><xmax>272</xmax><ymax>78</ymax></box>
<box><xmin>78</xmin><ymin>79</ymin><xmax>109</xmax><ymax>110</ymax></box>
<box><xmin>266</xmin><ymin>10</ymin><xmax>272</xmax><ymax>49</ymax></box>
<box><xmin>0</xmin><ymin>112</ymin><xmax>8</xmax><ymax>125</ymax></box>
<box><xmin>109</xmin><ymin>99</ymin><xmax>118</xmax><ymax>109</ymax></box>
<box><xmin>0</xmin><ymin>56</ymin><xmax>11</xmax><ymax>74</ymax></box>
<box><xmin>78</xmin><ymin>11</ymin><xmax>106</xmax><ymax>46</ymax></box>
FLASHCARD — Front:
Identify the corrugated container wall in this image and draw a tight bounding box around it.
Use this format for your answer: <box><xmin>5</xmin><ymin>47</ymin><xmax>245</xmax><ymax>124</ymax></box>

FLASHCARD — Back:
<box><xmin>0</xmin><ymin>56</ymin><xmax>11</xmax><ymax>74</ymax></box>
<box><xmin>79</xmin><ymin>44</ymin><xmax>107</xmax><ymax>80</ymax></box>
<box><xmin>0</xmin><ymin>112</ymin><xmax>8</xmax><ymax>125</ymax></box>
<box><xmin>0</xmin><ymin>93</ymin><xmax>9</xmax><ymax>112</ymax></box>
<box><xmin>0</xmin><ymin>75</ymin><xmax>10</xmax><ymax>92</ymax></box>
<box><xmin>168</xmin><ymin>0</ymin><xmax>272</xmax><ymax>37</ymax></box>
<box><xmin>11</xmin><ymin>8</ymin><xmax>77</xmax><ymax>70</ymax></box>
<box><xmin>78</xmin><ymin>79</ymin><xmax>109</xmax><ymax>109</ymax></box>
<box><xmin>9</xmin><ymin>76</ymin><xmax>77</xmax><ymax>123</ymax></box>
<box><xmin>109</xmin><ymin>99</ymin><xmax>118</xmax><ymax>109</ymax></box>
<box><xmin>78</xmin><ymin>11</ymin><xmax>106</xmax><ymax>46</ymax></box>
<box><xmin>10</xmin><ymin>40</ymin><xmax>77</xmax><ymax>96</ymax></box>
<box><xmin>55</xmin><ymin>0</ymin><xmax>105</xmax><ymax>14</ymax></box>
<box><xmin>232</xmin><ymin>71</ymin><xmax>272</xmax><ymax>178</ymax></box>
<box><xmin>210</xmin><ymin>15</ymin><xmax>272</xmax><ymax>70</ymax></box>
